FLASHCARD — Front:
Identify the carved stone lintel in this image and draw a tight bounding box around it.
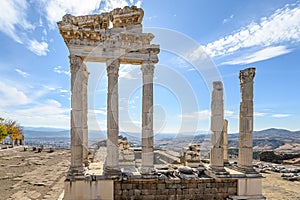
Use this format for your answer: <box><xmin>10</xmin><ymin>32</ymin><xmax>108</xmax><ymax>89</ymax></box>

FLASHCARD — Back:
<box><xmin>239</xmin><ymin>68</ymin><xmax>256</xmax><ymax>84</ymax></box>
<box><xmin>58</xmin><ymin>6</ymin><xmax>145</xmax><ymax>44</ymax></box>
<box><xmin>111</xmin><ymin>6</ymin><xmax>144</xmax><ymax>28</ymax></box>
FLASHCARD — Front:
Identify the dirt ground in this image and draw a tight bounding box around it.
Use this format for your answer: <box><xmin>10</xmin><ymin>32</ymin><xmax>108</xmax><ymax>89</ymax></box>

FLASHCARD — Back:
<box><xmin>1</xmin><ymin>147</ymin><xmax>300</xmax><ymax>200</ymax></box>
<box><xmin>262</xmin><ymin>171</ymin><xmax>300</xmax><ymax>200</ymax></box>
<box><xmin>0</xmin><ymin>146</ymin><xmax>70</xmax><ymax>200</ymax></box>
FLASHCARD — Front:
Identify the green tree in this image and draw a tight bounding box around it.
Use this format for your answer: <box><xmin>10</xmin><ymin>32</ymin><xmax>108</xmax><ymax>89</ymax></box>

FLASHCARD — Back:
<box><xmin>5</xmin><ymin>120</ymin><xmax>23</xmax><ymax>142</ymax></box>
<box><xmin>0</xmin><ymin>123</ymin><xmax>8</xmax><ymax>142</ymax></box>
<box><xmin>0</xmin><ymin>117</ymin><xmax>8</xmax><ymax>142</ymax></box>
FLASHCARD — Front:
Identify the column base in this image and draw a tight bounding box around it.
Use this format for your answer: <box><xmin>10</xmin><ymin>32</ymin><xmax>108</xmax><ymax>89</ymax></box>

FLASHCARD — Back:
<box><xmin>140</xmin><ymin>166</ymin><xmax>156</xmax><ymax>175</ymax></box>
<box><xmin>104</xmin><ymin>166</ymin><xmax>122</xmax><ymax>177</ymax></box>
<box><xmin>228</xmin><ymin>195</ymin><xmax>266</xmax><ymax>200</ymax></box>
<box><xmin>66</xmin><ymin>165</ymin><xmax>85</xmax><ymax>180</ymax></box>
<box><xmin>237</xmin><ymin>164</ymin><xmax>258</xmax><ymax>174</ymax></box>
<box><xmin>206</xmin><ymin>165</ymin><xmax>230</xmax><ymax>178</ymax></box>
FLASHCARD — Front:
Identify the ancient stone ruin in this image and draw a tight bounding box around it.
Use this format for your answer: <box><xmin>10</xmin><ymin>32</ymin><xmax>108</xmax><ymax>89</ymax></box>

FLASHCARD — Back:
<box><xmin>58</xmin><ymin>6</ymin><xmax>265</xmax><ymax>200</ymax></box>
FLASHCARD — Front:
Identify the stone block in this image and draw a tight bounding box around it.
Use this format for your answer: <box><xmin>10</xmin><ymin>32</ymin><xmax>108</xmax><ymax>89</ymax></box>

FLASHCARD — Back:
<box><xmin>166</xmin><ymin>183</ymin><xmax>177</xmax><ymax>189</ymax></box>
<box><xmin>168</xmin><ymin>189</ymin><xmax>176</xmax><ymax>195</ymax></box>
<box><xmin>183</xmin><ymin>189</ymin><xmax>189</xmax><ymax>195</ymax></box>
<box><xmin>133</xmin><ymin>189</ymin><xmax>140</xmax><ymax>196</ymax></box>
<box><xmin>142</xmin><ymin>189</ymin><xmax>150</xmax><ymax>195</ymax></box>
<box><xmin>115</xmin><ymin>183</ymin><xmax>121</xmax><ymax>190</ymax></box>
<box><xmin>211</xmin><ymin>116</ymin><xmax>224</xmax><ymax>131</ymax></box>
<box><xmin>176</xmin><ymin>188</ymin><xmax>183</xmax><ymax>195</ymax></box>
<box><xmin>228</xmin><ymin>187</ymin><xmax>237</xmax><ymax>195</ymax></box>
<box><xmin>122</xmin><ymin>183</ymin><xmax>132</xmax><ymax>190</ymax></box>
<box><xmin>237</xmin><ymin>178</ymin><xmax>262</xmax><ymax>196</ymax></box>
<box><xmin>157</xmin><ymin>183</ymin><xmax>165</xmax><ymax>189</ymax></box>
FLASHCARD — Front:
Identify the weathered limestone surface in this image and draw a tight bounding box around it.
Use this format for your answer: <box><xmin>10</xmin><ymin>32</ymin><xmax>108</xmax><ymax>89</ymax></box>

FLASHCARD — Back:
<box><xmin>141</xmin><ymin>61</ymin><xmax>155</xmax><ymax>174</ymax></box>
<box><xmin>182</xmin><ymin>144</ymin><xmax>202</xmax><ymax>167</ymax></box>
<box><xmin>69</xmin><ymin>55</ymin><xmax>88</xmax><ymax>175</ymax></box>
<box><xmin>114</xmin><ymin>178</ymin><xmax>237</xmax><ymax>200</ymax></box>
<box><xmin>223</xmin><ymin>119</ymin><xmax>229</xmax><ymax>164</ymax></box>
<box><xmin>104</xmin><ymin>59</ymin><xmax>121</xmax><ymax>175</ymax></box>
<box><xmin>57</xmin><ymin>6</ymin><xmax>159</xmax><ymax>64</ymax></box>
<box><xmin>58</xmin><ymin>6</ymin><xmax>160</xmax><ymax>178</ymax></box>
<box><xmin>238</xmin><ymin>68</ymin><xmax>256</xmax><ymax>173</ymax></box>
<box><xmin>210</xmin><ymin>81</ymin><xmax>226</xmax><ymax>174</ymax></box>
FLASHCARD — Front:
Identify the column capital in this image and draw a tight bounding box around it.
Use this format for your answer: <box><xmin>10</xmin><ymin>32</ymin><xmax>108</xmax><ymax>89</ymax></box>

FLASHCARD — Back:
<box><xmin>106</xmin><ymin>59</ymin><xmax>119</xmax><ymax>75</ymax></box>
<box><xmin>69</xmin><ymin>55</ymin><xmax>84</xmax><ymax>71</ymax></box>
<box><xmin>213</xmin><ymin>81</ymin><xmax>223</xmax><ymax>91</ymax></box>
<box><xmin>239</xmin><ymin>68</ymin><xmax>255</xmax><ymax>84</ymax></box>
<box><xmin>141</xmin><ymin>61</ymin><xmax>155</xmax><ymax>75</ymax></box>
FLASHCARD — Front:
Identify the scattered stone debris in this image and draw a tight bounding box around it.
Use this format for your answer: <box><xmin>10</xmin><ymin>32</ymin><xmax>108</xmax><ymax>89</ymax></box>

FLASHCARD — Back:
<box><xmin>254</xmin><ymin>162</ymin><xmax>300</xmax><ymax>182</ymax></box>
<box><xmin>49</xmin><ymin>148</ymin><xmax>54</xmax><ymax>153</ymax></box>
<box><xmin>0</xmin><ymin>147</ymin><xmax>70</xmax><ymax>199</ymax></box>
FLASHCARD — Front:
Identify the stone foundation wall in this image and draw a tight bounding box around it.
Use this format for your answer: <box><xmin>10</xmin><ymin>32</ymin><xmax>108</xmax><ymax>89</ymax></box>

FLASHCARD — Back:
<box><xmin>114</xmin><ymin>178</ymin><xmax>237</xmax><ymax>200</ymax></box>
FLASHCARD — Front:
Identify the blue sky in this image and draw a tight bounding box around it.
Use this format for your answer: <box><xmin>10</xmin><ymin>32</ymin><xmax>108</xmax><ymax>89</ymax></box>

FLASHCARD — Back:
<box><xmin>0</xmin><ymin>0</ymin><xmax>299</xmax><ymax>134</ymax></box>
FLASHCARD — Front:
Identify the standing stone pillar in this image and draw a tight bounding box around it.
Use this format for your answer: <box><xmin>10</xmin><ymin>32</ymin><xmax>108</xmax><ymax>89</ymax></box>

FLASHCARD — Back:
<box><xmin>238</xmin><ymin>68</ymin><xmax>256</xmax><ymax>173</ymax></box>
<box><xmin>223</xmin><ymin>119</ymin><xmax>229</xmax><ymax>164</ymax></box>
<box><xmin>104</xmin><ymin>59</ymin><xmax>121</xmax><ymax>175</ymax></box>
<box><xmin>69</xmin><ymin>55</ymin><xmax>89</xmax><ymax>175</ymax></box>
<box><xmin>141</xmin><ymin>61</ymin><xmax>155</xmax><ymax>174</ymax></box>
<box><xmin>210</xmin><ymin>81</ymin><xmax>227</xmax><ymax>174</ymax></box>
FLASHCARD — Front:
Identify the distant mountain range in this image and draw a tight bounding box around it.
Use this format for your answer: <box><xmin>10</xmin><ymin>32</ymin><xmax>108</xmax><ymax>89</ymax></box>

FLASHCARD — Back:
<box><xmin>22</xmin><ymin>127</ymin><xmax>300</xmax><ymax>153</ymax></box>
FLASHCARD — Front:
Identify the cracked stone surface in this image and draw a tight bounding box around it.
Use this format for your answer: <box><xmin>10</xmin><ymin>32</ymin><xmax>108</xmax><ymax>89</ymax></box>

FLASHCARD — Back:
<box><xmin>0</xmin><ymin>147</ymin><xmax>70</xmax><ymax>200</ymax></box>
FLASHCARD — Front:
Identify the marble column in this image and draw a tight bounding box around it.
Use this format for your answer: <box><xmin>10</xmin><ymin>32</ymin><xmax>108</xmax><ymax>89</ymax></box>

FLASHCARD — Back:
<box><xmin>104</xmin><ymin>59</ymin><xmax>121</xmax><ymax>175</ymax></box>
<box><xmin>141</xmin><ymin>61</ymin><xmax>155</xmax><ymax>174</ymax></box>
<box><xmin>69</xmin><ymin>55</ymin><xmax>89</xmax><ymax>175</ymax></box>
<box><xmin>210</xmin><ymin>81</ymin><xmax>226</xmax><ymax>173</ymax></box>
<box><xmin>223</xmin><ymin>119</ymin><xmax>229</xmax><ymax>164</ymax></box>
<box><xmin>238</xmin><ymin>67</ymin><xmax>256</xmax><ymax>173</ymax></box>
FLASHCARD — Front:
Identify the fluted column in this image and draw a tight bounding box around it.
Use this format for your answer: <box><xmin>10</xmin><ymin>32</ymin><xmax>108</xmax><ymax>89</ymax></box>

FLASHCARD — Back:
<box><xmin>210</xmin><ymin>81</ymin><xmax>226</xmax><ymax>173</ymax></box>
<box><xmin>223</xmin><ymin>119</ymin><xmax>229</xmax><ymax>164</ymax></box>
<box><xmin>141</xmin><ymin>61</ymin><xmax>155</xmax><ymax>174</ymax></box>
<box><xmin>104</xmin><ymin>59</ymin><xmax>121</xmax><ymax>175</ymax></box>
<box><xmin>238</xmin><ymin>68</ymin><xmax>256</xmax><ymax>173</ymax></box>
<box><xmin>69</xmin><ymin>55</ymin><xmax>89</xmax><ymax>175</ymax></box>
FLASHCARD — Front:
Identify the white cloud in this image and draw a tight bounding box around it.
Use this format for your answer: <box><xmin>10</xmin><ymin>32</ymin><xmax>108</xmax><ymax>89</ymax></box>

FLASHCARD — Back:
<box><xmin>2</xmin><ymin>99</ymin><xmax>70</xmax><ymax>128</ymax></box>
<box><xmin>59</xmin><ymin>89</ymin><xmax>68</xmax><ymax>93</ymax></box>
<box><xmin>119</xmin><ymin>64</ymin><xmax>138</xmax><ymax>79</ymax></box>
<box><xmin>201</xmin><ymin>3</ymin><xmax>300</xmax><ymax>64</ymax></box>
<box><xmin>179</xmin><ymin>109</ymin><xmax>235</xmax><ymax>120</ymax></box>
<box><xmin>27</xmin><ymin>39</ymin><xmax>49</xmax><ymax>56</ymax></box>
<box><xmin>89</xmin><ymin>109</ymin><xmax>106</xmax><ymax>115</ymax></box>
<box><xmin>54</xmin><ymin>66</ymin><xmax>70</xmax><ymax>75</ymax></box>
<box><xmin>0</xmin><ymin>80</ymin><xmax>30</xmax><ymax>107</ymax></box>
<box><xmin>222</xmin><ymin>46</ymin><xmax>292</xmax><ymax>65</ymax></box>
<box><xmin>224</xmin><ymin>110</ymin><xmax>234</xmax><ymax>117</ymax></box>
<box><xmin>179</xmin><ymin>110</ymin><xmax>210</xmax><ymax>120</ymax></box>
<box><xmin>0</xmin><ymin>0</ymin><xmax>34</xmax><ymax>44</ymax></box>
<box><xmin>15</xmin><ymin>68</ymin><xmax>30</xmax><ymax>78</ymax></box>
<box><xmin>254</xmin><ymin>112</ymin><xmax>267</xmax><ymax>117</ymax></box>
<box><xmin>272</xmin><ymin>114</ymin><xmax>291</xmax><ymax>118</ymax></box>
<box><xmin>223</xmin><ymin>14</ymin><xmax>234</xmax><ymax>24</ymax></box>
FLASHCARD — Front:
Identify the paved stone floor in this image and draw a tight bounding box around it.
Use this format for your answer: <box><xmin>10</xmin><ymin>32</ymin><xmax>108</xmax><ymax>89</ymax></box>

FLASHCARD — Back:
<box><xmin>0</xmin><ymin>147</ymin><xmax>70</xmax><ymax>200</ymax></box>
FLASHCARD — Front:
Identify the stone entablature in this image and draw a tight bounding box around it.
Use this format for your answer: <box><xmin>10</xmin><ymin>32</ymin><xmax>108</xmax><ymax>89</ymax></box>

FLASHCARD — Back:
<box><xmin>57</xmin><ymin>6</ymin><xmax>159</xmax><ymax>64</ymax></box>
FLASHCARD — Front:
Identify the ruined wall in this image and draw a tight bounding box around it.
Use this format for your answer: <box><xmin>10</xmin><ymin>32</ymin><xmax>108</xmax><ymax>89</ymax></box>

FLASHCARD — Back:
<box><xmin>114</xmin><ymin>178</ymin><xmax>237</xmax><ymax>200</ymax></box>
<box><xmin>259</xmin><ymin>151</ymin><xmax>300</xmax><ymax>164</ymax></box>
